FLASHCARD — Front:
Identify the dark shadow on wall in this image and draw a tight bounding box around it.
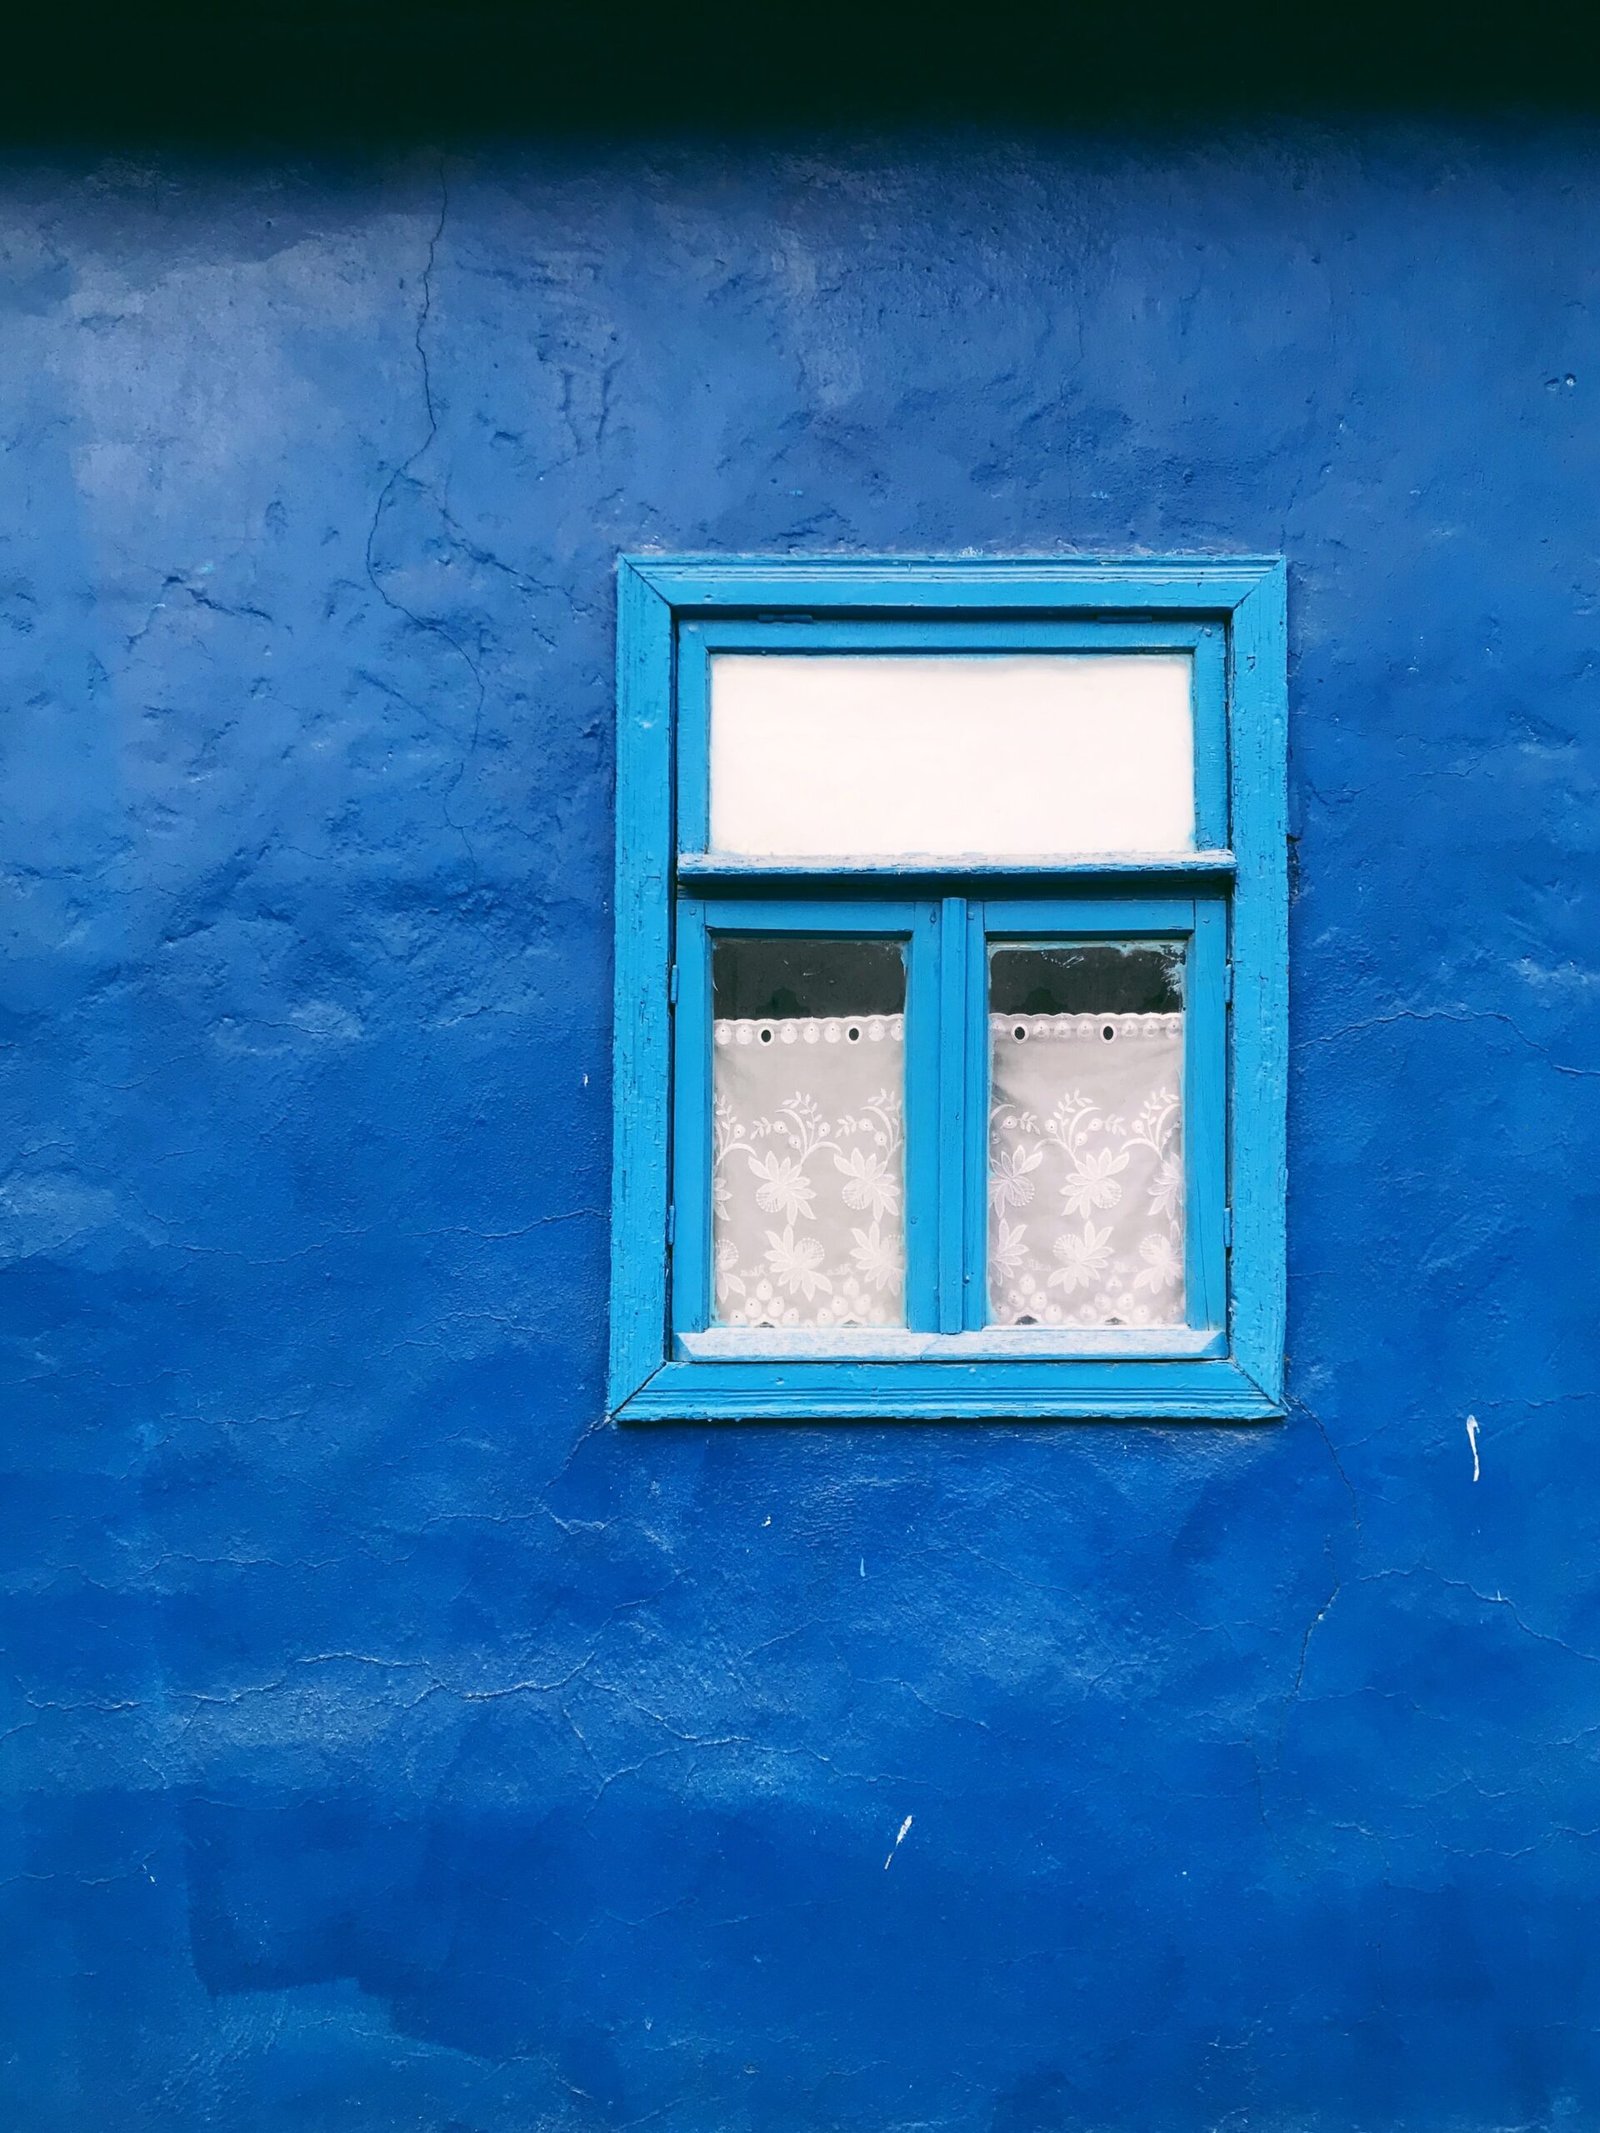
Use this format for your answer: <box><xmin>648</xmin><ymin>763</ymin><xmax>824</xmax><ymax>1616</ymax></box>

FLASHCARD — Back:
<box><xmin>9</xmin><ymin>0</ymin><xmax>1600</xmax><ymax>145</ymax></box>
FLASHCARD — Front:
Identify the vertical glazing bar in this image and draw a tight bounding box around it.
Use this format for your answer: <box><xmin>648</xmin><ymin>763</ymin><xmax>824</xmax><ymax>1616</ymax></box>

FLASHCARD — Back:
<box><xmin>1184</xmin><ymin>897</ymin><xmax>1228</xmax><ymax>1332</ymax></box>
<box><xmin>670</xmin><ymin>899</ymin><xmax>712</xmax><ymax>1334</ymax></box>
<box><xmin>963</xmin><ymin>901</ymin><xmax>989</xmax><ymax>1328</ymax></box>
<box><xmin>904</xmin><ymin>903</ymin><xmax>943</xmax><ymax>1332</ymax></box>
<box><xmin>937</xmin><ymin>895</ymin><xmax>968</xmax><ymax>1333</ymax></box>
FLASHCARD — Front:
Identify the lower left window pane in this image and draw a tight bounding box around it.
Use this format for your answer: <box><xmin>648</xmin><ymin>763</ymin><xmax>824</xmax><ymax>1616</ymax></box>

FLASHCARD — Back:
<box><xmin>710</xmin><ymin>936</ymin><xmax>906</xmax><ymax>1328</ymax></box>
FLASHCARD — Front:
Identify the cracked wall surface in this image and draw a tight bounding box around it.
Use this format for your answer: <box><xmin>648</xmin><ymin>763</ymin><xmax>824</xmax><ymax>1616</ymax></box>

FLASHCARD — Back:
<box><xmin>1</xmin><ymin>132</ymin><xmax>1598</xmax><ymax>2131</ymax></box>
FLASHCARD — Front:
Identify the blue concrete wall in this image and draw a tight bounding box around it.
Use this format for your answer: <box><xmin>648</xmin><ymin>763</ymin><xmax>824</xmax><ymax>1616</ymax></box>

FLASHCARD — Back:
<box><xmin>2</xmin><ymin>132</ymin><xmax>1597</xmax><ymax>2130</ymax></box>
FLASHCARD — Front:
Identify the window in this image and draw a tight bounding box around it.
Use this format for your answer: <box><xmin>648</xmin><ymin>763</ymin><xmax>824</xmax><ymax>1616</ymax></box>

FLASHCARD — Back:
<box><xmin>610</xmin><ymin>558</ymin><xmax>1287</xmax><ymax>1422</ymax></box>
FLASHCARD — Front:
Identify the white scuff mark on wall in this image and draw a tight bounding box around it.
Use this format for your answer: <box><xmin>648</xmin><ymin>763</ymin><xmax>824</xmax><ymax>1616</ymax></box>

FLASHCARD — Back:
<box><xmin>884</xmin><ymin>1815</ymin><xmax>914</xmax><ymax>1871</ymax></box>
<box><xmin>859</xmin><ymin>1558</ymin><xmax>866</xmax><ymax>1578</ymax></box>
<box><xmin>1467</xmin><ymin>1413</ymin><xmax>1481</xmax><ymax>1484</ymax></box>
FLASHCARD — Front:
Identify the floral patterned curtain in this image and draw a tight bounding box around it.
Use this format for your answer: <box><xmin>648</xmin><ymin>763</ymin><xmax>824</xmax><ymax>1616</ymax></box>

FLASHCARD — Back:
<box><xmin>712</xmin><ymin>1016</ymin><xmax>907</xmax><ymax>1328</ymax></box>
<box><xmin>988</xmin><ymin>1012</ymin><xmax>1185</xmax><ymax>1327</ymax></box>
<box><xmin>709</xmin><ymin>1010</ymin><xmax>1184</xmax><ymax>1332</ymax></box>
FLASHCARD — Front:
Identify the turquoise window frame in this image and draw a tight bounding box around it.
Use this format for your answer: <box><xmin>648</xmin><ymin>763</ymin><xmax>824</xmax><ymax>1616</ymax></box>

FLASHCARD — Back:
<box><xmin>610</xmin><ymin>556</ymin><xmax>1287</xmax><ymax>1423</ymax></box>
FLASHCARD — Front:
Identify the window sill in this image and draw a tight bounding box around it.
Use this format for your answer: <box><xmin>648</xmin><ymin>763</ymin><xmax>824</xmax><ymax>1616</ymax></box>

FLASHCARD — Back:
<box><xmin>677</xmin><ymin>1326</ymin><xmax>1227</xmax><ymax>1362</ymax></box>
<box><xmin>614</xmin><ymin>1355</ymin><xmax>1281</xmax><ymax>1424</ymax></box>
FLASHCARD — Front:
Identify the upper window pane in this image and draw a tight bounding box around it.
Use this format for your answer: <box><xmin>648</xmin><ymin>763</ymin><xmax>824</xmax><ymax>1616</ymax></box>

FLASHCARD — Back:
<box><xmin>706</xmin><ymin>652</ymin><xmax>1196</xmax><ymax>860</ymax></box>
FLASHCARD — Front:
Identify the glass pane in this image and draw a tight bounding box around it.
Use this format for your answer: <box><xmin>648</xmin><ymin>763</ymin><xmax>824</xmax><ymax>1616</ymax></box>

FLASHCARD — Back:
<box><xmin>987</xmin><ymin>942</ymin><xmax>1187</xmax><ymax>1329</ymax></box>
<box><xmin>711</xmin><ymin>938</ymin><xmax>907</xmax><ymax>1330</ymax></box>
<box><xmin>708</xmin><ymin>653</ymin><xmax>1195</xmax><ymax>861</ymax></box>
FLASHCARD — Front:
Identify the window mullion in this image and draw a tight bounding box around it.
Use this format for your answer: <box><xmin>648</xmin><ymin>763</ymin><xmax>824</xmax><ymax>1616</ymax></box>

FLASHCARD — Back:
<box><xmin>903</xmin><ymin>901</ymin><xmax>943</xmax><ymax>1332</ymax></box>
<box><xmin>962</xmin><ymin>900</ymin><xmax>990</xmax><ymax>1329</ymax></box>
<box><xmin>936</xmin><ymin>895</ymin><xmax>969</xmax><ymax>1333</ymax></box>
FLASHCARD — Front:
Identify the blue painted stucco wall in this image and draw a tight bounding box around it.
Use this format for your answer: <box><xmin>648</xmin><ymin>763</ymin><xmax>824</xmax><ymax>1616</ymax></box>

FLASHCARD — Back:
<box><xmin>2</xmin><ymin>130</ymin><xmax>1598</xmax><ymax>2130</ymax></box>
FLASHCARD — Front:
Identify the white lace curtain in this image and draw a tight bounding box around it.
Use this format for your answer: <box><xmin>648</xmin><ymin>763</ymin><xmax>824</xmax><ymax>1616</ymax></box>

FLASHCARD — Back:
<box><xmin>713</xmin><ymin>1016</ymin><xmax>907</xmax><ymax>1328</ymax></box>
<box><xmin>987</xmin><ymin>1012</ymin><xmax>1185</xmax><ymax>1328</ymax></box>
<box><xmin>710</xmin><ymin>1011</ymin><xmax>1184</xmax><ymax>1330</ymax></box>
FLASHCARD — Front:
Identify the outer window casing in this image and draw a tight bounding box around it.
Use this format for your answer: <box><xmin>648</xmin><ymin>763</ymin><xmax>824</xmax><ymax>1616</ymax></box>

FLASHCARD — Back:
<box><xmin>610</xmin><ymin>557</ymin><xmax>1287</xmax><ymax>1423</ymax></box>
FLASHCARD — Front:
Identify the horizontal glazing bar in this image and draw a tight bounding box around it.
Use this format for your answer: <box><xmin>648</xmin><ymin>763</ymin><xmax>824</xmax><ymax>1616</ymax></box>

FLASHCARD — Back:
<box><xmin>678</xmin><ymin>851</ymin><xmax>1237</xmax><ymax>881</ymax></box>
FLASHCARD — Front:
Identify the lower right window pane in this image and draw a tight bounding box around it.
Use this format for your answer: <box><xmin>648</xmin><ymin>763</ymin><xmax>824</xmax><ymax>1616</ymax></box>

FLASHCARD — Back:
<box><xmin>987</xmin><ymin>941</ymin><xmax>1187</xmax><ymax>1328</ymax></box>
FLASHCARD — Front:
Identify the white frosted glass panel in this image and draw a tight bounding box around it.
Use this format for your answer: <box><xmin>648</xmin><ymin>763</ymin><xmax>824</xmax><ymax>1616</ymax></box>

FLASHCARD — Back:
<box><xmin>707</xmin><ymin>653</ymin><xmax>1195</xmax><ymax>860</ymax></box>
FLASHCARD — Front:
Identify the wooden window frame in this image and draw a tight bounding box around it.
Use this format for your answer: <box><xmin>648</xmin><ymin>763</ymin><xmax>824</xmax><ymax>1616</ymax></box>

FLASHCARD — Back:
<box><xmin>609</xmin><ymin>556</ymin><xmax>1287</xmax><ymax>1423</ymax></box>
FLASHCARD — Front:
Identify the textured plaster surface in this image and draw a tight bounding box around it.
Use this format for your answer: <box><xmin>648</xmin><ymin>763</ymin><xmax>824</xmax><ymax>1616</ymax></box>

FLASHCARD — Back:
<box><xmin>1</xmin><ymin>133</ymin><xmax>1598</xmax><ymax>2131</ymax></box>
